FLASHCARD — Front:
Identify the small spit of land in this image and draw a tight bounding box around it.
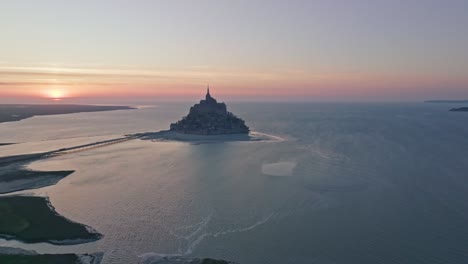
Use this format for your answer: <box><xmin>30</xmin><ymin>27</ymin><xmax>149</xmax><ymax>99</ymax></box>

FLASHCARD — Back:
<box><xmin>0</xmin><ymin>152</ymin><xmax>75</xmax><ymax>194</ymax></box>
<box><xmin>0</xmin><ymin>104</ymin><xmax>134</xmax><ymax>124</ymax></box>
<box><xmin>0</xmin><ymin>166</ymin><xmax>74</xmax><ymax>195</ymax></box>
<box><xmin>0</xmin><ymin>196</ymin><xmax>101</xmax><ymax>244</ymax></box>
<box><xmin>0</xmin><ymin>247</ymin><xmax>103</xmax><ymax>264</ymax></box>
<box><xmin>450</xmin><ymin>107</ymin><xmax>468</xmax><ymax>112</ymax></box>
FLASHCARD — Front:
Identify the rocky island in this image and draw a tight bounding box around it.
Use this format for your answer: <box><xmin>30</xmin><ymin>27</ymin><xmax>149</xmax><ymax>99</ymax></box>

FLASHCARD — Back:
<box><xmin>170</xmin><ymin>87</ymin><xmax>249</xmax><ymax>135</ymax></box>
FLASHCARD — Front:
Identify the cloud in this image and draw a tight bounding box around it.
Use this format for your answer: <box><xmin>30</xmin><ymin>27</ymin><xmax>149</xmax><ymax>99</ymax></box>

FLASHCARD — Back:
<box><xmin>0</xmin><ymin>82</ymin><xmax>47</xmax><ymax>86</ymax></box>
<box><xmin>0</xmin><ymin>81</ymin><xmax>115</xmax><ymax>86</ymax></box>
<box><xmin>0</xmin><ymin>68</ymin><xmax>188</xmax><ymax>80</ymax></box>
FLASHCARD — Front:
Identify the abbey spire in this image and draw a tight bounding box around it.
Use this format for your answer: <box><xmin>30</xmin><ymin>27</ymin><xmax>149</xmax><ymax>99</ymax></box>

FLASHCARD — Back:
<box><xmin>205</xmin><ymin>84</ymin><xmax>216</xmax><ymax>103</ymax></box>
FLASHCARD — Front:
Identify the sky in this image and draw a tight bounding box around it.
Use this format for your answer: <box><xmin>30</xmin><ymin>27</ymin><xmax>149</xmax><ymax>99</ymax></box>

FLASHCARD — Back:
<box><xmin>1</xmin><ymin>0</ymin><xmax>468</xmax><ymax>103</ymax></box>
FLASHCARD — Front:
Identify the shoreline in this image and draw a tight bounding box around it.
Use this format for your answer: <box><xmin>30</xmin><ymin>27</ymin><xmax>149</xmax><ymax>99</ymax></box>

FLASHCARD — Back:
<box><xmin>134</xmin><ymin>130</ymin><xmax>284</xmax><ymax>144</ymax></box>
<box><xmin>0</xmin><ymin>104</ymin><xmax>135</xmax><ymax>124</ymax></box>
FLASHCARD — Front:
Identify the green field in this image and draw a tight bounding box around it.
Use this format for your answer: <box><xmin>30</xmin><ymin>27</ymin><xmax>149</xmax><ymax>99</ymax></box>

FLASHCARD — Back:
<box><xmin>0</xmin><ymin>196</ymin><xmax>101</xmax><ymax>244</ymax></box>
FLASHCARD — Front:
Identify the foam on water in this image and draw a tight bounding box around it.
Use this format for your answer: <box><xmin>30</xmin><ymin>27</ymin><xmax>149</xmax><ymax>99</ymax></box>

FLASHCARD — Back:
<box><xmin>138</xmin><ymin>213</ymin><xmax>274</xmax><ymax>263</ymax></box>
<box><xmin>261</xmin><ymin>161</ymin><xmax>297</xmax><ymax>176</ymax></box>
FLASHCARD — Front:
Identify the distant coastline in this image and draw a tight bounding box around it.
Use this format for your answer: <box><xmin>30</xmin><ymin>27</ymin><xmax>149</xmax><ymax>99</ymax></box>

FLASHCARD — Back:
<box><xmin>449</xmin><ymin>107</ymin><xmax>468</xmax><ymax>112</ymax></box>
<box><xmin>425</xmin><ymin>100</ymin><xmax>468</xmax><ymax>104</ymax></box>
<box><xmin>0</xmin><ymin>104</ymin><xmax>134</xmax><ymax>124</ymax></box>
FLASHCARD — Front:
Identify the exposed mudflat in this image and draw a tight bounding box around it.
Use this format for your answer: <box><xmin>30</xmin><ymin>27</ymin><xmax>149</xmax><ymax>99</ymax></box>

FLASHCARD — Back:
<box><xmin>134</xmin><ymin>130</ymin><xmax>283</xmax><ymax>144</ymax></box>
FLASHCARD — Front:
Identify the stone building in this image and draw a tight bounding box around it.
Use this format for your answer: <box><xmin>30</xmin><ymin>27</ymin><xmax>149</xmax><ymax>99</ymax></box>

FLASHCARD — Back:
<box><xmin>170</xmin><ymin>87</ymin><xmax>250</xmax><ymax>135</ymax></box>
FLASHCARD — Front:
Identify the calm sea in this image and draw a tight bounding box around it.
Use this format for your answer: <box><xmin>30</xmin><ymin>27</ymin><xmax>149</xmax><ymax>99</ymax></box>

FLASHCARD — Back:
<box><xmin>1</xmin><ymin>102</ymin><xmax>468</xmax><ymax>264</ymax></box>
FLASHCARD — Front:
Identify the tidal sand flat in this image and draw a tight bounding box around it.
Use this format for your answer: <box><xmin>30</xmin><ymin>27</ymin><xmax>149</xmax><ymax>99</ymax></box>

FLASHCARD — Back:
<box><xmin>0</xmin><ymin>247</ymin><xmax>103</xmax><ymax>264</ymax></box>
<box><xmin>0</xmin><ymin>104</ymin><xmax>134</xmax><ymax>124</ymax></box>
<box><xmin>0</xmin><ymin>196</ymin><xmax>102</xmax><ymax>245</ymax></box>
<box><xmin>135</xmin><ymin>130</ymin><xmax>282</xmax><ymax>144</ymax></box>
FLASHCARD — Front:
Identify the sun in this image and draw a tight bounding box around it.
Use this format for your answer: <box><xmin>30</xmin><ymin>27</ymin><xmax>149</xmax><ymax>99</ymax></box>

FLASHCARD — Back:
<box><xmin>47</xmin><ymin>89</ymin><xmax>66</xmax><ymax>99</ymax></box>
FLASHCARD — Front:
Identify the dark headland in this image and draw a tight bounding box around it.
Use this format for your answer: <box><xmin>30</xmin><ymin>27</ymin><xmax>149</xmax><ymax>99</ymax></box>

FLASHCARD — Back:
<box><xmin>0</xmin><ymin>104</ymin><xmax>134</xmax><ymax>124</ymax></box>
<box><xmin>170</xmin><ymin>87</ymin><xmax>249</xmax><ymax>135</ymax></box>
<box><xmin>424</xmin><ymin>100</ymin><xmax>468</xmax><ymax>112</ymax></box>
<box><xmin>449</xmin><ymin>107</ymin><xmax>468</xmax><ymax>112</ymax></box>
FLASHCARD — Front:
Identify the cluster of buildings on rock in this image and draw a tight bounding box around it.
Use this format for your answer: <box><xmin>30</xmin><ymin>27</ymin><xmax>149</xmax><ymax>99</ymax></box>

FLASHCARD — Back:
<box><xmin>170</xmin><ymin>86</ymin><xmax>250</xmax><ymax>135</ymax></box>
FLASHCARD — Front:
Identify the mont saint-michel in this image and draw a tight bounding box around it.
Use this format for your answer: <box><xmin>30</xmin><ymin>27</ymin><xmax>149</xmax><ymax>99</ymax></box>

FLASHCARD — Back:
<box><xmin>170</xmin><ymin>87</ymin><xmax>250</xmax><ymax>135</ymax></box>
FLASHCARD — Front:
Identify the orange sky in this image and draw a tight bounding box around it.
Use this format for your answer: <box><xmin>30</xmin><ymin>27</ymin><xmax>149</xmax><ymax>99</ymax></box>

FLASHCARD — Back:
<box><xmin>1</xmin><ymin>1</ymin><xmax>468</xmax><ymax>102</ymax></box>
<box><xmin>1</xmin><ymin>65</ymin><xmax>466</xmax><ymax>102</ymax></box>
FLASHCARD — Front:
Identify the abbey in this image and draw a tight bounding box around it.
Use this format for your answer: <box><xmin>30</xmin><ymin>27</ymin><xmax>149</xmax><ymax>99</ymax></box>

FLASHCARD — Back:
<box><xmin>170</xmin><ymin>87</ymin><xmax>250</xmax><ymax>135</ymax></box>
